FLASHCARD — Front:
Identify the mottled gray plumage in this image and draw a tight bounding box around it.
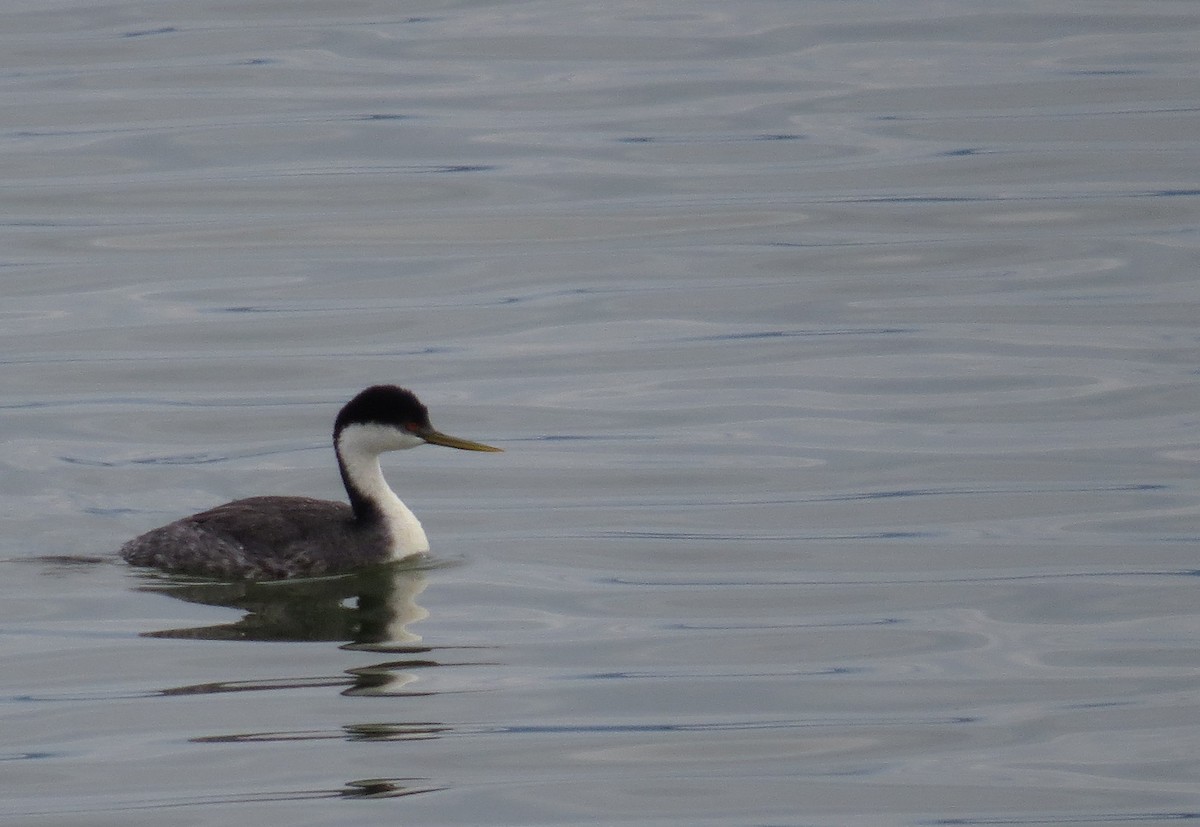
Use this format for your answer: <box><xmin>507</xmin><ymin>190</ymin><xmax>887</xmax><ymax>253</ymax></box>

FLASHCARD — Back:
<box><xmin>120</xmin><ymin>495</ymin><xmax>391</xmax><ymax>580</ymax></box>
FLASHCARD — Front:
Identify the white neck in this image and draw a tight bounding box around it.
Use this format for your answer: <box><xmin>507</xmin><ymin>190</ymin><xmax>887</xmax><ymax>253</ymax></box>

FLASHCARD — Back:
<box><xmin>336</xmin><ymin>423</ymin><xmax>430</xmax><ymax>558</ymax></box>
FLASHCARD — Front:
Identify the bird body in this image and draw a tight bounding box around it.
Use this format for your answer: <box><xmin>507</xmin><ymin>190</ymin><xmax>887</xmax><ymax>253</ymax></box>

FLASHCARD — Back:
<box><xmin>120</xmin><ymin>386</ymin><xmax>501</xmax><ymax>580</ymax></box>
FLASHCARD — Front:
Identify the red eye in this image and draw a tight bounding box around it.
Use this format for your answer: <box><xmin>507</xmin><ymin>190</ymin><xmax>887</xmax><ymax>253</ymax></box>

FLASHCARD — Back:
<box><xmin>404</xmin><ymin>422</ymin><xmax>422</xmax><ymax>433</ymax></box>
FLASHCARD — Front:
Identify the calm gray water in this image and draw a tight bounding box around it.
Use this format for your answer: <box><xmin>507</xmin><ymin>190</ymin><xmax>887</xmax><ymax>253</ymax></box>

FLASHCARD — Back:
<box><xmin>3</xmin><ymin>1</ymin><xmax>1200</xmax><ymax>824</ymax></box>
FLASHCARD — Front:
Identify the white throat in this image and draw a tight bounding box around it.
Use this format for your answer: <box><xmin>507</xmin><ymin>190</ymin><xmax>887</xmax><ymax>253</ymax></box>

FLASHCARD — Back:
<box><xmin>336</xmin><ymin>423</ymin><xmax>430</xmax><ymax>558</ymax></box>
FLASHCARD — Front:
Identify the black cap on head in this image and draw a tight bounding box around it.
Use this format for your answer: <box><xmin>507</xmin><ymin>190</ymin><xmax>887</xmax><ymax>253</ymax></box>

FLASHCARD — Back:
<box><xmin>334</xmin><ymin>385</ymin><xmax>431</xmax><ymax>436</ymax></box>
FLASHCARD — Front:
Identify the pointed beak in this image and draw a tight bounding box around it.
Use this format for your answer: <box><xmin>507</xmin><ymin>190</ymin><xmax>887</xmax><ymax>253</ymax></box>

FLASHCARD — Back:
<box><xmin>418</xmin><ymin>427</ymin><xmax>503</xmax><ymax>452</ymax></box>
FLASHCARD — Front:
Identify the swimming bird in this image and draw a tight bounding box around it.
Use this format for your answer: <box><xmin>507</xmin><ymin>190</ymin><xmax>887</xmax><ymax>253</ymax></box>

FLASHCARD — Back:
<box><xmin>120</xmin><ymin>385</ymin><xmax>502</xmax><ymax>580</ymax></box>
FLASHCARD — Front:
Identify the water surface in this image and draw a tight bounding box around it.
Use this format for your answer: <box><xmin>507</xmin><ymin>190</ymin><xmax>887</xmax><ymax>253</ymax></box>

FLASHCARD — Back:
<box><xmin>3</xmin><ymin>1</ymin><xmax>1200</xmax><ymax>824</ymax></box>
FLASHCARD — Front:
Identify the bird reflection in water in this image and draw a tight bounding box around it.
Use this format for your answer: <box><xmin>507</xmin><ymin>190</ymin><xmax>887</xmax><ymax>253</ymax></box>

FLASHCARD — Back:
<box><xmin>128</xmin><ymin>562</ymin><xmax>468</xmax><ymax>799</ymax></box>
<box><xmin>136</xmin><ymin>563</ymin><xmax>441</xmax><ymax>696</ymax></box>
<box><xmin>134</xmin><ymin>562</ymin><xmax>428</xmax><ymax>645</ymax></box>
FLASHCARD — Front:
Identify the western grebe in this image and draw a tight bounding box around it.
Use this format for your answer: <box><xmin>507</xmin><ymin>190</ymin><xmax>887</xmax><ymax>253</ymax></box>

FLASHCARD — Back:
<box><xmin>120</xmin><ymin>385</ymin><xmax>502</xmax><ymax>580</ymax></box>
